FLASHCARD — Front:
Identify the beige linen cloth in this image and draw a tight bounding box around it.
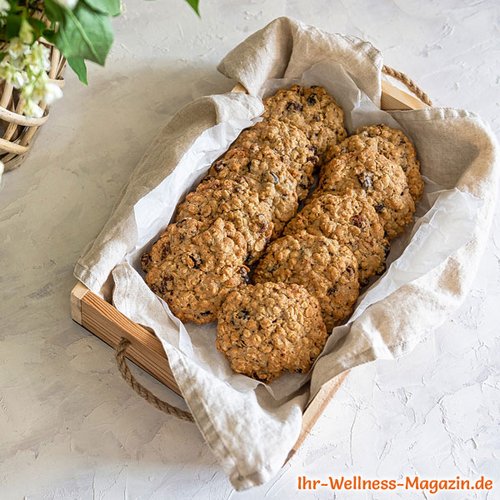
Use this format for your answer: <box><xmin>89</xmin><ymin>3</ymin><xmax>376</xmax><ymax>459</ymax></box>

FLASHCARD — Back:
<box><xmin>74</xmin><ymin>17</ymin><xmax>499</xmax><ymax>490</ymax></box>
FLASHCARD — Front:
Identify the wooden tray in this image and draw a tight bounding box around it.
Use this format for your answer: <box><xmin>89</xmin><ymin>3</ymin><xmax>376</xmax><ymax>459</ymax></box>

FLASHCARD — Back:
<box><xmin>70</xmin><ymin>76</ymin><xmax>428</xmax><ymax>460</ymax></box>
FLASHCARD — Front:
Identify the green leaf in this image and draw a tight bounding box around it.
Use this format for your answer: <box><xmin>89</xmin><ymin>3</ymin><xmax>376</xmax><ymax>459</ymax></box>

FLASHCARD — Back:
<box><xmin>67</xmin><ymin>56</ymin><xmax>88</xmax><ymax>84</ymax></box>
<box><xmin>55</xmin><ymin>1</ymin><xmax>113</xmax><ymax>66</ymax></box>
<box><xmin>83</xmin><ymin>0</ymin><xmax>121</xmax><ymax>17</ymax></box>
<box><xmin>184</xmin><ymin>0</ymin><xmax>200</xmax><ymax>16</ymax></box>
<box><xmin>44</xmin><ymin>0</ymin><xmax>65</xmax><ymax>24</ymax></box>
<box><xmin>5</xmin><ymin>13</ymin><xmax>22</xmax><ymax>38</ymax></box>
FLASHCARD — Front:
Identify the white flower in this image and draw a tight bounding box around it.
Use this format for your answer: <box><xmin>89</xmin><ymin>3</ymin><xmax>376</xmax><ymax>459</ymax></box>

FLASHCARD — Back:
<box><xmin>1</xmin><ymin>39</ymin><xmax>63</xmax><ymax>117</ymax></box>
<box><xmin>8</xmin><ymin>38</ymin><xmax>28</xmax><ymax>60</ymax></box>
<box><xmin>22</xmin><ymin>100</ymin><xmax>44</xmax><ymax>118</ymax></box>
<box><xmin>12</xmin><ymin>70</ymin><xmax>28</xmax><ymax>89</ymax></box>
<box><xmin>43</xmin><ymin>82</ymin><xmax>63</xmax><ymax>105</ymax></box>
<box><xmin>26</xmin><ymin>43</ymin><xmax>51</xmax><ymax>73</ymax></box>
<box><xmin>54</xmin><ymin>0</ymin><xmax>79</xmax><ymax>9</ymax></box>
<box><xmin>0</xmin><ymin>60</ymin><xmax>28</xmax><ymax>89</ymax></box>
<box><xmin>0</xmin><ymin>0</ymin><xmax>9</xmax><ymax>16</ymax></box>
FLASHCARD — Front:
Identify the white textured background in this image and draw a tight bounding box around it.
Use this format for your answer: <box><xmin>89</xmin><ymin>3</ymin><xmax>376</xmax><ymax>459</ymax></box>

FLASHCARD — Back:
<box><xmin>1</xmin><ymin>1</ymin><xmax>499</xmax><ymax>498</ymax></box>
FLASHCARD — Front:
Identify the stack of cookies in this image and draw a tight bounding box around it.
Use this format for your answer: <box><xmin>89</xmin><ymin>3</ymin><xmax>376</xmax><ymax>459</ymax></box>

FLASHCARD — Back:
<box><xmin>253</xmin><ymin>124</ymin><xmax>423</xmax><ymax>333</ymax></box>
<box><xmin>141</xmin><ymin>84</ymin><xmax>424</xmax><ymax>383</ymax></box>
<box><xmin>141</xmin><ymin>85</ymin><xmax>347</xmax><ymax>328</ymax></box>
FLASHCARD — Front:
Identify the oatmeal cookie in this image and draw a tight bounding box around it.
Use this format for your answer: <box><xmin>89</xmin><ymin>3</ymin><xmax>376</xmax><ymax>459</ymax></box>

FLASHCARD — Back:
<box><xmin>253</xmin><ymin>232</ymin><xmax>359</xmax><ymax>331</ymax></box>
<box><xmin>233</xmin><ymin>119</ymin><xmax>318</xmax><ymax>199</ymax></box>
<box><xmin>216</xmin><ymin>282</ymin><xmax>327</xmax><ymax>382</ymax></box>
<box><xmin>145</xmin><ymin>218</ymin><xmax>249</xmax><ymax>324</ymax></box>
<box><xmin>208</xmin><ymin>146</ymin><xmax>299</xmax><ymax>237</ymax></box>
<box><xmin>285</xmin><ymin>192</ymin><xmax>388</xmax><ymax>284</ymax></box>
<box><xmin>175</xmin><ymin>178</ymin><xmax>274</xmax><ymax>263</ymax></box>
<box><xmin>319</xmin><ymin>147</ymin><xmax>415</xmax><ymax>239</ymax></box>
<box><xmin>263</xmin><ymin>85</ymin><xmax>347</xmax><ymax>160</ymax></box>
<box><xmin>328</xmin><ymin>126</ymin><xmax>424</xmax><ymax>201</ymax></box>
<box><xmin>209</xmin><ymin>146</ymin><xmax>297</xmax><ymax>195</ymax></box>
<box><xmin>141</xmin><ymin>217</ymin><xmax>202</xmax><ymax>274</ymax></box>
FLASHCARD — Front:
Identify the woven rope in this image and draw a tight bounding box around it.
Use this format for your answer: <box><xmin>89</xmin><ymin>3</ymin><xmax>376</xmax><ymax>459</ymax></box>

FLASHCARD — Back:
<box><xmin>115</xmin><ymin>338</ymin><xmax>194</xmax><ymax>422</ymax></box>
<box><xmin>382</xmin><ymin>65</ymin><xmax>432</xmax><ymax>106</ymax></box>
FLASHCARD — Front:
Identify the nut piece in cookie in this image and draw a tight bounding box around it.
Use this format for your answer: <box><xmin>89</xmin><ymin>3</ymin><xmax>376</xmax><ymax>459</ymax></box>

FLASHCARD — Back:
<box><xmin>145</xmin><ymin>218</ymin><xmax>249</xmax><ymax>324</ymax></box>
<box><xmin>319</xmin><ymin>146</ymin><xmax>415</xmax><ymax>239</ymax></box>
<box><xmin>175</xmin><ymin>178</ymin><xmax>274</xmax><ymax>264</ymax></box>
<box><xmin>285</xmin><ymin>192</ymin><xmax>388</xmax><ymax>284</ymax></box>
<box><xmin>233</xmin><ymin>119</ymin><xmax>318</xmax><ymax>199</ymax></box>
<box><xmin>216</xmin><ymin>282</ymin><xmax>327</xmax><ymax>382</ymax></box>
<box><xmin>263</xmin><ymin>85</ymin><xmax>347</xmax><ymax>160</ymax></box>
<box><xmin>253</xmin><ymin>232</ymin><xmax>360</xmax><ymax>331</ymax></box>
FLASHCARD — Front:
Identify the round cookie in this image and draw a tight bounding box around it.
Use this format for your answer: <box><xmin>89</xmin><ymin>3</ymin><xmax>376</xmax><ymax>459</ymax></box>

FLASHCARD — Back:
<box><xmin>263</xmin><ymin>85</ymin><xmax>347</xmax><ymax>160</ymax></box>
<box><xmin>141</xmin><ymin>217</ymin><xmax>202</xmax><ymax>274</ymax></box>
<box><xmin>145</xmin><ymin>218</ymin><xmax>249</xmax><ymax>324</ymax></box>
<box><xmin>175</xmin><ymin>178</ymin><xmax>274</xmax><ymax>263</ymax></box>
<box><xmin>319</xmin><ymin>147</ymin><xmax>415</xmax><ymax>239</ymax></box>
<box><xmin>233</xmin><ymin>119</ymin><xmax>318</xmax><ymax>200</ymax></box>
<box><xmin>253</xmin><ymin>232</ymin><xmax>360</xmax><ymax>331</ymax></box>
<box><xmin>208</xmin><ymin>146</ymin><xmax>299</xmax><ymax>237</ymax></box>
<box><xmin>216</xmin><ymin>282</ymin><xmax>327</xmax><ymax>382</ymax></box>
<box><xmin>285</xmin><ymin>192</ymin><xmax>388</xmax><ymax>284</ymax></box>
<box><xmin>329</xmin><ymin>127</ymin><xmax>424</xmax><ymax>201</ymax></box>
<box><xmin>209</xmin><ymin>146</ymin><xmax>296</xmax><ymax>195</ymax></box>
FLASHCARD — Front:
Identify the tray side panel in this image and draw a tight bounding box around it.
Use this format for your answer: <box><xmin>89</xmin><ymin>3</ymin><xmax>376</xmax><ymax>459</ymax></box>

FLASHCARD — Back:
<box><xmin>291</xmin><ymin>372</ymin><xmax>349</xmax><ymax>460</ymax></box>
<box><xmin>74</xmin><ymin>287</ymin><xmax>181</xmax><ymax>395</ymax></box>
<box><xmin>381</xmin><ymin>80</ymin><xmax>428</xmax><ymax>110</ymax></box>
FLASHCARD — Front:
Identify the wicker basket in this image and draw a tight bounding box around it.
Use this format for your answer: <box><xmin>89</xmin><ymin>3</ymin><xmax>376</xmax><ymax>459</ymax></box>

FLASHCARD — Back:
<box><xmin>0</xmin><ymin>42</ymin><xmax>66</xmax><ymax>172</ymax></box>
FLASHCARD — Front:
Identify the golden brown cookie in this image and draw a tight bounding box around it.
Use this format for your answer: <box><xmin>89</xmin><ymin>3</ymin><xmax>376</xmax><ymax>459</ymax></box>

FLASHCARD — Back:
<box><xmin>253</xmin><ymin>232</ymin><xmax>360</xmax><ymax>331</ymax></box>
<box><xmin>233</xmin><ymin>119</ymin><xmax>318</xmax><ymax>200</ymax></box>
<box><xmin>175</xmin><ymin>178</ymin><xmax>274</xmax><ymax>263</ymax></box>
<box><xmin>263</xmin><ymin>85</ymin><xmax>347</xmax><ymax>160</ymax></box>
<box><xmin>329</xmin><ymin>126</ymin><xmax>424</xmax><ymax>201</ymax></box>
<box><xmin>216</xmin><ymin>282</ymin><xmax>327</xmax><ymax>382</ymax></box>
<box><xmin>319</xmin><ymin>145</ymin><xmax>415</xmax><ymax>239</ymax></box>
<box><xmin>285</xmin><ymin>192</ymin><xmax>388</xmax><ymax>284</ymax></box>
<box><xmin>141</xmin><ymin>217</ymin><xmax>202</xmax><ymax>274</ymax></box>
<box><xmin>208</xmin><ymin>146</ymin><xmax>299</xmax><ymax>237</ymax></box>
<box><xmin>145</xmin><ymin>218</ymin><xmax>249</xmax><ymax>324</ymax></box>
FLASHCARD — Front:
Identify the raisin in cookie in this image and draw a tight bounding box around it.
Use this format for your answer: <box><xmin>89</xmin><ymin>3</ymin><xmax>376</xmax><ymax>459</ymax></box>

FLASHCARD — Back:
<box><xmin>285</xmin><ymin>192</ymin><xmax>388</xmax><ymax>284</ymax></box>
<box><xmin>209</xmin><ymin>146</ymin><xmax>297</xmax><ymax>195</ymax></box>
<box><xmin>208</xmin><ymin>146</ymin><xmax>299</xmax><ymax>237</ymax></box>
<box><xmin>329</xmin><ymin>127</ymin><xmax>424</xmax><ymax>201</ymax></box>
<box><xmin>216</xmin><ymin>282</ymin><xmax>327</xmax><ymax>382</ymax></box>
<box><xmin>145</xmin><ymin>218</ymin><xmax>249</xmax><ymax>324</ymax></box>
<box><xmin>175</xmin><ymin>178</ymin><xmax>273</xmax><ymax>263</ymax></box>
<box><xmin>319</xmin><ymin>146</ymin><xmax>415</xmax><ymax>239</ymax></box>
<box><xmin>233</xmin><ymin>119</ymin><xmax>318</xmax><ymax>199</ymax></box>
<box><xmin>356</xmin><ymin>124</ymin><xmax>424</xmax><ymax>201</ymax></box>
<box><xmin>253</xmin><ymin>232</ymin><xmax>359</xmax><ymax>331</ymax></box>
<box><xmin>141</xmin><ymin>217</ymin><xmax>203</xmax><ymax>274</ymax></box>
<box><xmin>263</xmin><ymin>85</ymin><xmax>347</xmax><ymax>160</ymax></box>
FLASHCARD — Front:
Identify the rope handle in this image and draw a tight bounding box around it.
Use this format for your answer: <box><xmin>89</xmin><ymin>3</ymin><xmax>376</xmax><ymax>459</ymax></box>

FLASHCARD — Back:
<box><xmin>382</xmin><ymin>65</ymin><xmax>433</xmax><ymax>106</ymax></box>
<box><xmin>115</xmin><ymin>338</ymin><xmax>194</xmax><ymax>422</ymax></box>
